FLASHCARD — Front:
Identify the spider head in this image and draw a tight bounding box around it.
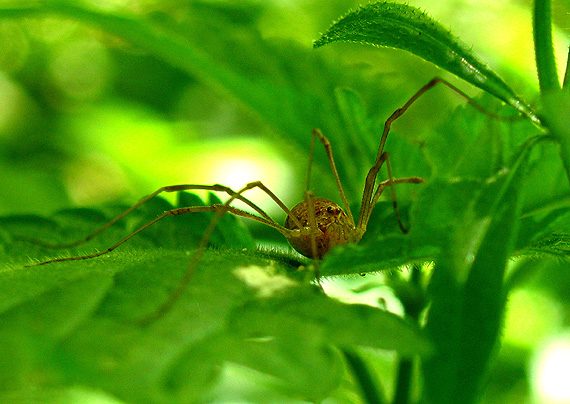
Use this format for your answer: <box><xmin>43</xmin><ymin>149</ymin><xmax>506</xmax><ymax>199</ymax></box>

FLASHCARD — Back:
<box><xmin>284</xmin><ymin>198</ymin><xmax>355</xmax><ymax>259</ymax></box>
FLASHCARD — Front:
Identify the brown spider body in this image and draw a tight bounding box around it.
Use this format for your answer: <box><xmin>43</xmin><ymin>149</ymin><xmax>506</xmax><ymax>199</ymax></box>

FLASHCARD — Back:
<box><xmin>284</xmin><ymin>198</ymin><xmax>362</xmax><ymax>259</ymax></box>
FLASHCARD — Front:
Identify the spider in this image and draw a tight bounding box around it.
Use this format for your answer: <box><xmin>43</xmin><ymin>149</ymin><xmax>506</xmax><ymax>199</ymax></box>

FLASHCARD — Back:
<box><xmin>22</xmin><ymin>77</ymin><xmax>504</xmax><ymax>322</ymax></box>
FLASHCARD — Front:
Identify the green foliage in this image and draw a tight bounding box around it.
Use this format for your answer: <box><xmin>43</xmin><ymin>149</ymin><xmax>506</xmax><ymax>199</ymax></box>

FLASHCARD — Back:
<box><xmin>313</xmin><ymin>2</ymin><xmax>539</xmax><ymax>123</ymax></box>
<box><xmin>0</xmin><ymin>1</ymin><xmax>570</xmax><ymax>404</ymax></box>
<box><xmin>1</xmin><ymin>194</ymin><xmax>429</xmax><ymax>404</ymax></box>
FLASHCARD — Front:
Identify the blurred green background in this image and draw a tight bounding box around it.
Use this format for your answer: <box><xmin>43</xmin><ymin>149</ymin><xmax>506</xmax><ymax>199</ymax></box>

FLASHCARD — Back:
<box><xmin>3</xmin><ymin>0</ymin><xmax>569</xmax><ymax>218</ymax></box>
<box><xmin>1</xmin><ymin>0</ymin><xmax>570</xmax><ymax>403</ymax></box>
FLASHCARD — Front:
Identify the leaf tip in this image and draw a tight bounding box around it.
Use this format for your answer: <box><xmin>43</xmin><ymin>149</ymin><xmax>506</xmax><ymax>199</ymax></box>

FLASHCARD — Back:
<box><xmin>312</xmin><ymin>34</ymin><xmax>326</xmax><ymax>49</ymax></box>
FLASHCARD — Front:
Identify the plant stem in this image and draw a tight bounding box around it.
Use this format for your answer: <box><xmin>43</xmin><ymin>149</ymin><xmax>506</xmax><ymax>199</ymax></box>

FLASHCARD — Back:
<box><xmin>393</xmin><ymin>264</ymin><xmax>424</xmax><ymax>404</ymax></box>
<box><xmin>533</xmin><ymin>1</ymin><xmax>570</xmax><ymax>193</ymax></box>
<box><xmin>393</xmin><ymin>358</ymin><xmax>414</xmax><ymax>404</ymax></box>
<box><xmin>533</xmin><ymin>0</ymin><xmax>560</xmax><ymax>92</ymax></box>
<box><xmin>342</xmin><ymin>348</ymin><xmax>385</xmax><ymax>404</ymax></box>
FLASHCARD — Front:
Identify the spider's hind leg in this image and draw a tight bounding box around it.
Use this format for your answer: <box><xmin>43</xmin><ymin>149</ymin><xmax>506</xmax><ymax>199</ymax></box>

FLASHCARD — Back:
<box><xmin>304</xmin><ymin>190</ymin><xmax>323</xmax><ymax>287</ymax></box>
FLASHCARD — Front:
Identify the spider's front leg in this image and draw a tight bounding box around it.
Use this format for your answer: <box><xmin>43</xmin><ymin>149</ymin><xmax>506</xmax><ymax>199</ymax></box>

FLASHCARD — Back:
<box><xmin>357</xmin><ymin>151</ymin><xmax>425</xmax><ymax>235</ymax></box>
<box><xmin>20</xmin><ymin>181</ymin><xmax>293</xmax><ymax>267</ymax></box>
<box><xmin>354</xmin><ymin>75</ymin><xmax>517</xmax><ymax>236</ymax></box>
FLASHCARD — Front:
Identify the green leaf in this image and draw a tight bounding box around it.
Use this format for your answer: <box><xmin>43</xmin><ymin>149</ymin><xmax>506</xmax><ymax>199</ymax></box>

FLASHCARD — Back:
<box><xmin>225</xmin><ymin>287</ymin><xmax>430</xmax><ymax>401</ymax></box>
<box><xmin>342</xmin><ymin>348</ymin><xmax>387</xmax><ymax>404</ymax></box>
<box><xmin>522</xmin><ymin>232</ymin><xmax>570</xmax><ymax>258</ymax></box>
<box><xmin>421</xmin><ymin>94</ymin><xmax>547</xmax><ymax>184</ymax></box>
<box><xmin>422</xmin><ymin>102</ymin><xmax>504</xmax><ymax>179</ymax></box>
<box><xmin>314</xmin><ymin>2</ymin><xmax>539</xmax><ymax>123</ymax></box>
<box><xmin>0</xmin><ymin>198</ymin><xmax>431</xmax><ymax>403</ymax></box>
<box><xmin>321</xmin><ymin>232</ymin><xmax>435</xmax><ymax>276</ymax></box>
<box><xmin>230</xmin><ymin>288</ymin><xmax>431</xmax><ymax>356</ymax></box>
<box><xmin>334</xmin><ymin>87</ymin><xmax>377</xmax><ymax>166</ymax></box>
<box><xmin>0</xmin><ymin>272</ymin><xmax>113</xmax><ymax>391</ymax></box>
<box><xmin>420</xmin><ymin>138</ymin><xmax>534</xmax><ymax>404</ymax></box>
<box><xmin>50</xmin><ymin>251</ymin><xmax>273</xmax><ymax>404</ymax></box>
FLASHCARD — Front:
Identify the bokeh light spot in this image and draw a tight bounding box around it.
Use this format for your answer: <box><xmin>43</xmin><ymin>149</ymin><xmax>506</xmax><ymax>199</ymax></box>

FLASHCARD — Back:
<box><xmin>503</xmin><ymin>288</ymin><xmax>562</xmax><ymax>349</ymax></box>
<box><xmin>531</xmin><ymin>332</ymin><xmax>570</xmax><ymax>404</ymax></box>
<box><xmin>49</xmin><ymin>38</ymin><xmax>113</xmax><ymax>104</ymax></box>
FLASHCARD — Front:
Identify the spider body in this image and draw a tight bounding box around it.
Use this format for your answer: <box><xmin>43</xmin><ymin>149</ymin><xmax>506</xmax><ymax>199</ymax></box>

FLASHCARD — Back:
<box><xmin>284</xmin><ymin>198</ymin><xmax>359</xmax><ymax>259</ymax></box>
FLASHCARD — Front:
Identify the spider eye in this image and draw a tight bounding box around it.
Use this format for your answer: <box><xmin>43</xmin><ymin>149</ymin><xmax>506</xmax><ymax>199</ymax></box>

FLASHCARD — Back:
<box><xmin>327</xmin><ymin>206</ymin><xmax>341</xmax><ymax>215</ymax></box>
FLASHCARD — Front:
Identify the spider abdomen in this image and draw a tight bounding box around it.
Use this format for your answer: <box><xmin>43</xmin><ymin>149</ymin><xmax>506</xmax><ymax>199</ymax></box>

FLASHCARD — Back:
<box><xmin>284</xmin><ymin>198</ymin><xmax>356</xmax><ymax>259</ymax></box>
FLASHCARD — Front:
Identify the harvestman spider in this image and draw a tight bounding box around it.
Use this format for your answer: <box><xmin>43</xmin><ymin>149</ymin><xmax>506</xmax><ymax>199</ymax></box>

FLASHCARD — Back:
<box><xmin>23</xmin><ymin>77</ymin><xmax>511</xmax><ymax>322</ymax></box>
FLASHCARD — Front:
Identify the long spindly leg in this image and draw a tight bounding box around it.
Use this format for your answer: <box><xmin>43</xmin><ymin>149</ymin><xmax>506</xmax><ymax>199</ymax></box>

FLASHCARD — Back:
<box><xmin>15</xmin><ymin>185</ymin><xmax>203</xmax><ymax>249</ymax></box>
<box><xmin>25</xmin><ymin>181</ymin><xmax>304</xmax><ymax>267</ymax></box>
<box><xmin>141</xmin><ymin>181</ymin><xmax>303</xmax><ymax>324</ymax></box>
<box><xmin>301</xmin><ymin>129</ymin><xmax>348</xmax><ymax>284</ymax></box>
<box><xmin>303</xmin><ymin>189</ymin><xmax>323</xmax><ymax>287</ymax></box>
<box><xmin>17</xmin><ymin>183</ymin><xmax>293</xmax><ymax>251</ymax></box>
<box><xmin>357</xmin><ymin>76</ymin><xmax>515</xmax><ymax>233</ymax></box>
<box><xmin>25</xmin><ymin>203</ymin><xmax>289</xmax><ymax>268</ymax></box>
<box><xmin>303</xmin><ymin>129</ymin><xmax>349</xmax><ymax>284</ymax></box>
<box><xmin>368</xmin><ymin>152</ymin><xmax>424</xmax><ymax>233</ymax></box>
<box><xmin>309</xmin><ymin>129</ymin><xmax>355</xmax><ymax>226</ymax></box>
<box><xmin>356</xmin><ymin>156</ymin><xmax>424</xmax><ymax>233</ymax></box>
<box><xmin>374</xmin><ymin>77</ymin><xmax>520</xmax><ymax>165</ymax></box>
